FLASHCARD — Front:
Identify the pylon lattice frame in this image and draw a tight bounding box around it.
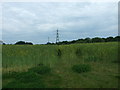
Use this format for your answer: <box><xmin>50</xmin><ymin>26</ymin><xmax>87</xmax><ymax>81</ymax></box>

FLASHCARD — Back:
<box><xmin>56</xmin><ymin>29</ymin><xmax>59</xmax><ymax>44</ymax></box>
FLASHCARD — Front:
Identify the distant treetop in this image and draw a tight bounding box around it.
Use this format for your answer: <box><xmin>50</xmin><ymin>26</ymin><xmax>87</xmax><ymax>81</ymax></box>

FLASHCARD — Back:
<box><xmin>15</xmin><ymin>41</ymin><xmax>33</xmax><ymax>45</ymax></box>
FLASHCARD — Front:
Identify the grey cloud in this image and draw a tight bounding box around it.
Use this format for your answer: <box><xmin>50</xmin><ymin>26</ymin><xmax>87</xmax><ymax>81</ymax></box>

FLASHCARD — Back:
<box><xmin>2</xmin><ymin>2</ymin><xmax>118</xmax><ymax>44</ymax></box>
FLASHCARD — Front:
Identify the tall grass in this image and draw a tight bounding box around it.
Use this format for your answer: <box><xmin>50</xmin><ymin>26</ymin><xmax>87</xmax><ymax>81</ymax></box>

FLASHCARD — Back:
<box><xmin>2</xmin><ymin>42</ymin><xmax>119</xmax><ymax>88</ymax></box>
<box><xmin>2</xmin><ymin>42</ymin><xmax>118</xmax><ymax>73</ymax></box>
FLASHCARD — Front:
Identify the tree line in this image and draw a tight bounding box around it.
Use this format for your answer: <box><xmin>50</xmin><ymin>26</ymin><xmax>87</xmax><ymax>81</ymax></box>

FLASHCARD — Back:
<box><xmin>2</xmin><ymin>41</ymin><xmax>33</xmax><ymax>45</ymax></box>
<box><xmin>2</xmin><ymin>36</ymin><xmax>120</xmax><ymax>45</ymax></box>
<box><xmin>47</xmin><ymin>36</ymin><xmax>120</xmax><ymax>45</ymax></box>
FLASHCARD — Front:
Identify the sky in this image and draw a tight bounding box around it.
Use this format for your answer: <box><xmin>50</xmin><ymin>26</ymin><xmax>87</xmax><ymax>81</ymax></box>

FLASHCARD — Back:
<box><xmin>1</xmin><ymin>1</ymin><xmax>118</xmax><ymax>44</ymax></box>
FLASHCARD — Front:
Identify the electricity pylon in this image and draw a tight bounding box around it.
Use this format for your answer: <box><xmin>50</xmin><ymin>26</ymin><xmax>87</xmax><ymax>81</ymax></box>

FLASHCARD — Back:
<box><xmin>56</xmin><ymin>29</ymin><xmax>59</xmax><ymax>44</ymax></box>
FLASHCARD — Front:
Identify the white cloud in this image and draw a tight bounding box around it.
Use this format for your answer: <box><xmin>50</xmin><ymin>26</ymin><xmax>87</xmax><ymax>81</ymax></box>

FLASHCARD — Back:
<box><xmin>10</xmin><ymin>7</ymin><xmax>36</xmax><ymax>17</ymax></box>
<box><xmin>36</xmin><ymin>23</ymin><xmax>64</xmax><ymax>32</ymax></box>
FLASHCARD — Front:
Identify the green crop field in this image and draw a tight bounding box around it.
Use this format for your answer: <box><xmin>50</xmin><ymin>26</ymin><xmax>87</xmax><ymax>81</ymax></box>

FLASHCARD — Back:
<box><xmin>2</xmin><ymin>42</ymin><xmax>119</xmax><ymax>88</ymax></box>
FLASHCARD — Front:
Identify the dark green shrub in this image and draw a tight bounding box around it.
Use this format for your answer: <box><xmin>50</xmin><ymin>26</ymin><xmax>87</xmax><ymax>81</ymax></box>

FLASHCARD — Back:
<box><xmin>15</xmin><ymin>72</ymin><xmax>40</xmax><ymax>83</ymax></box>
<box><xmin>4</xmin><ymin>71</ymin><xmax>45</xmax><ymax>88</ymax></box>
<box><xmin>28</xmin><ymin>66</ymin><xmax>51</xmax><ymax>75</ymax></box>
<box><xmin>2</xmin><ymin>71</ymin><xmax>18</xmax><ymax>79</ymax></box>
<box><xmin>37</xmin><ymin>63</ymin><xmax>44</xmax><ymax>66</ymax></box>
<box><xmin>4</xmin><ymin>74</ymin><xmax>45</xmax><ymax>88</ymax></box>
<box><xmin>76</xmin><ymin>48</ymin><xmax>82</xmax><ymax>57</ymax></box>
<box><xmin>57</xmin><ymin>49</ymin><xmax>62</xmax><ymax>57</ymax></box>
<box><xmin>4</xmin><ymin>81</ymin><xmax>45</xmax><ymax>88</ymax></box>
<box><xmin>72</xmin><ymin>64</ymin><xmax>91</xmax><ymax>73</ymax></box>
<box><xmin>115</xmin><ymin>75</ymin><xmax>120</xmax><ymax>79</ymax></box>
<box><xmin>112</xmin><ymin>60</ymin><xmax>120</xmax><ymax>63</ymax></box>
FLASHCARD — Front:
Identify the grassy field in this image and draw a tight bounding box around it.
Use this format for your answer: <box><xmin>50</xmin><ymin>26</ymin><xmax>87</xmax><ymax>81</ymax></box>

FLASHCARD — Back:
<box><xmin>2</xmin><ymin>42</ymin><xmax>119</xmax><ymax>88</ymax></box>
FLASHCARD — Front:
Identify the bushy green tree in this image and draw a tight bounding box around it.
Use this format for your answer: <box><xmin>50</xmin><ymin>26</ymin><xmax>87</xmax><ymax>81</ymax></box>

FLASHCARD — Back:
<box><xmin>15</xmin><ymin>41</ymin><xmax>26</xmax><ymax>45</ymax></box>
<box><xmin>114</xmin><ymin>36</ymin><xmax>120</xmax><ymax>41</ymax></box>
<box><xmin>106</xmin><ymin>37</ymin><xmax>114</xmax><ymax>42</ymax></box>
<box><xmin>15</xmin><ymin>41</ymin><xmax>33</xmax><ymax>45</ymax></box>
<box><xmin>92</xmin><ymin>37</ymin><xmax>104</xmax><ymax>42</ymax></box>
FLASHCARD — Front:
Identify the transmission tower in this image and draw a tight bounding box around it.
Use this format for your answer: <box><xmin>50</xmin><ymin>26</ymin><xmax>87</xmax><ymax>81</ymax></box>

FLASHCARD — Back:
<box><xmin>56</xmin><ymin>29</ymin><xmax>59</xmax><ymax>44</ymax></box>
